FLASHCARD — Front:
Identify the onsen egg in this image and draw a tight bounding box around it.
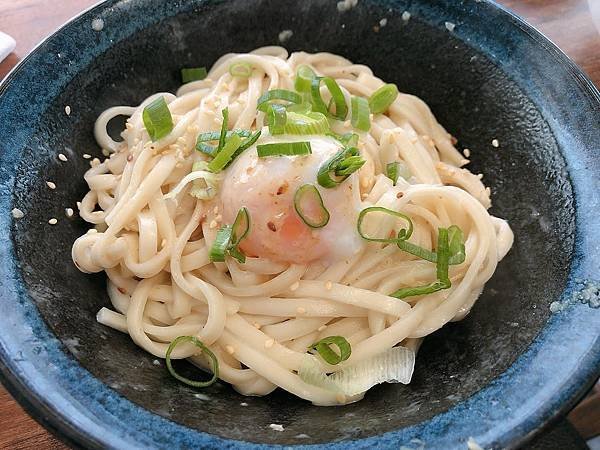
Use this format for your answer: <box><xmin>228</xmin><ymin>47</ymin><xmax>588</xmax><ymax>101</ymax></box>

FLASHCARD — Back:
<box><xmin>219</xmin><ymin>133</ymin><xmax>364</xmax><ymax>264</ymax></box>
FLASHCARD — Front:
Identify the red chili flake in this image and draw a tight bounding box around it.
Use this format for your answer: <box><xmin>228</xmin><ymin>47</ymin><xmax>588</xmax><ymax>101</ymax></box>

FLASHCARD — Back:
<box><xmin>267</xmin><ymin>221</ymin><xmax>277</xmax><ymax>232</ymax></box>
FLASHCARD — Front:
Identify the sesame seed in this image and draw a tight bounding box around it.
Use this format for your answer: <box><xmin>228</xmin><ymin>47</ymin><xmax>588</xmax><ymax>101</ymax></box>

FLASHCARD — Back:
<box><xmin>463</xmin><ymin>148</ymin><xmax>471</xmax><ymax>157</ymax></box>
<box><xmin>91</xmin><ymin>158</ymin><xmax>100</xmax><ymax>167</ymax></box>
<box><xmin>336</xmin><ymin>393</ymin><xmax>346</xmax><ymax>403</ymax></box>
<box><xmin>253</xmin><ymin>322</ymin><xmax>261</xmax><ymax>329</ymax></box>
<box><xmin>225</xmin><ymin>345</ymin><xmax>235</xmax><ymax>355</ymax></box>
<box><xmin>46</xmin><ymin>181</ymin><xmax>56</xmax><ymax>190</ymax></box>
<box><xmin>240</xmin><ymin>402</ymin><xmax>248</xmax><ymax>407</ymax></box>
<box><xmin>76</xmin><ymin>201</ymin><xmax>81</xmax><ymax>209</ymax></box>
<box><xmin>290</xmin><ymin>281</ymin><xmax>299</xmax><ymax>291</ymax></box>
<box><xmin>325</xmin><ymin>281</ymin><xmax>333</xmax><ymax>290</ymax></box>
<box><xmin>102</xmin><ymin>149</ymin><xmax>110</xmax><ymax>157</ymax></box>
<box><xmin>296</xmin><ymin>307</ymin><xmax>306</xmax><ymax>314</ymax></box>
<box><xmin>58</xmin><ymin>153</ymin><xmax>68</xmax><ymax>162</ymax></box>
<box><xmin>87</xmin><ymin>228</ymin><xmax>98</xmax><ymax>234</ymax></box>
<box><xmin>127</xmin><ymin>154</ymin><xmax>133</xmax><ymax>161</ymax></box>
<box><xmin>161</xmin><ymin>238</ymin><xmax>167</xmax><ymax>248</ymax></box>
<box><xmin>269</xmin><ymin>424</ymin><xmax>284</xmax><ymax>432</ymax></box>
<box><xmin>209</xmin><ymin>220</ymin><xmax>218</xmax><ymax>229</ymax></box>
<box><xmin>445</xmin><ymin>21</ymin><xmax>456</xmax><ymax>32</ymax></box>
<box><xmin>83</xmin><ymin>153</ymin><xmax>92</xmax><ymax>159</ymax></box>
<box><xmin>491</xmin><ymin>139</ymin><xmax>499</xmax><ymax>148</ymax></box>
<box><xmin>264</xmin><ymin>339</ymin><xmax>274</xmax><ymax>349</ymax></box>
<box><xmin>48</xmin><ymin>218</ymin><xmax>57</xmax><ymax>225</ymax></box>
<box><xmin>64</xmin><ymin>105</ymin><xmax>71</xmax><ymax>115</ymax></box>
<box><xmin>396</xmin><ymin>192</ymin><xmax>404</xmax><ymax>198</ymax></box>
<box><xmin>402</xmin><ymin>11</ymin><xmax>411</xmax><ymax>21</ymax></box>
<box><xmin>65</xmin><ymin>208</ymin><xmax>74</xmax><ymax>217</ymax></box>
<box><xmin>317</xmin><ymin>325</ymin><xmax>327</xmax><ymax>332</ymax></box>
<box><xmin>379</xmin><ymin>18</ymin><xmax>387</xmax><ymax>27</ymax></box>
<box><xmin>91</xmin><ymin>18</ymin><xmax>104</xmax><ymax>32</ymax></box>
<box><xmin>477</xmin><ymin>173</ymin><xmax>484</xmax><ymax>179</ymax></box>
<box><xmin>11</xmin><ymin>208</ymin><xmax>24</xmax><ymax>219</ymax></box>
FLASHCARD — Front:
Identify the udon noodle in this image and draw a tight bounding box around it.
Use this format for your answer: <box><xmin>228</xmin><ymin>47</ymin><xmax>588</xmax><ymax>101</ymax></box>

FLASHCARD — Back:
<box><xmin>72</xmin><ymin>47</ymin><xmax>513</xmax><ymax>405</ymax></box>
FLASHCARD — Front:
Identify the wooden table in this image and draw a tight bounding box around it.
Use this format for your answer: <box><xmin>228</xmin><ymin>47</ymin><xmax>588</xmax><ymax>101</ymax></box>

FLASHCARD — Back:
<box><xmin>0</xmin><ymin>0</ymin><xmax>599</xmax><ymax>448</ymax></box>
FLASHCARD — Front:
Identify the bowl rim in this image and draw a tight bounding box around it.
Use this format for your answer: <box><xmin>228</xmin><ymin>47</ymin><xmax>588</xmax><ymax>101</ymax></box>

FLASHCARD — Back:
<box><xmin>0</xmin><ymin>0</ymin><xmax>599</xmax><ymax>449</ymax></box>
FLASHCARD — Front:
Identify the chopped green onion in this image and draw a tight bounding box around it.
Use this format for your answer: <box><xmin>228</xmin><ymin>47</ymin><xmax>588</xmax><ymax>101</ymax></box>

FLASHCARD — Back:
<box><xmin>317</xmin><ymin>147</ymin><xmax>365</xmax><ymax>188</ymax></box>
<box><xmin>357</xmin><ymin>207</ymin><xmax>413</xmax><ymax>243</ymax></box>
<box><xmin>227</xmin><ymin>130</ymin><xmax>262</xmax><ymax>167</ymax></box>
<box><xmin>369</xmin><ymin>83</ymin><xmax>399</xmax><ymax>114</ymax></box>
<box><xmin>266</xmin><ymin>104</ymin><xmax>287</xmax><ymax>135</ymax></box>
<box><xmin>207</xmin><ymin>133</ymin><xmax>242</xmax><ymax>173</ymax></box>
<box><xmin>257</xmin><ymin>141</ymin><xmax>312</xmax><ymax>157</ymax></box>
<box><xmin>197</xmin><ymin>142</ymin><xmax>217</xmax><ymax>157</ymax></box>
<box><xmin>294</xmin><ymin>184</ymin><xmax>330</xmax><ymax>228</ymax></box>
<box><xmin>310</xmin><ymin>76</ymin><xmax>348</xmax><ymax>120</ymax></box>
<box><xmin>195</xmin><ymin>129</ymin><xmax>251</xmax><ymax>156</ymax></box>
<box><xmin>447</xmin><ymin>225</ymin><xmax>466</xmax><ymax>265</ymax></box>
<box><xmin>217</xmin><ymin>108</ymin><xmax>229</xmax><ymax>154</ymax></box>
<box><xmin>189</xmin><ymin>161</ymin><xmax>222</xmax><ymax>199</ymax></box>
<box><xmin>165</xmin><ymin>336</ymin><xmax>219</xmax><ymax>387</ymax></box>
<box><xmin>285</xmin><ymin>112</ymin><xmax>329</xmax><ymax>135</ymax></box>
<box><xmin>295</xmin><ymin>65</ymin><xmax>316</xmax><ymax>93</ymax></box>
<box><xmin>257</xmin><ymin>89</ymin><xmax>303</xmax><ymax>112</ymax></box>
<box><xmin>328</xmin><ymin>132</ymin><xmax>359</xmax><ymax>148</ymax></box>
<box><xmin>351</xmin><ymin>96</ymin><xmax>371</xmax><ymax>131</ymax></box>
<box><xmin>391</xmin><ymin>227</ymin><xmax>451</xmax><ymax>299</ymax></box>
<box><xmin>231</xmin><ymin>207</ymin><xmax>250</xmax><ymax>247</ymax></box>
<box><xmin>142</xmin><ymin>97</ymin><xmax>173</xmax><ymax>142</ymax></box>
<box><xmin>209</xmin><ymin>225</ymin><xmax>233</xmax><ymax>262</ymax></box>
<box><xmin>286</xmin><ymin>103</ymin><xmax>313</xmax><ymax>114</ymax></box>
<box><xmin>181</xmin><ymin>67</ymin><xmax>208</xmax><ymax>84</ymax></box>
<box><xmin>386</xmin><ymin>162</ymin><xmax>399</xmax><ymax>185</ymax></box>
<box><xmin>308</xmin><ymin>336</ymin><xmax>351</xmax><ymax>365</ymax></box>
<box><xmin>229</xmin><ymin>62</ymin><xmax>253</xmax><ymax>78</ymax></box>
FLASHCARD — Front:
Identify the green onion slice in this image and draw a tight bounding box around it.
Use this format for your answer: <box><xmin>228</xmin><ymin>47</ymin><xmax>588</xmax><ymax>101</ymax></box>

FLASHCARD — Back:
<box><xmin>295</xmin><ymin>65</ymin><xmax>316</xmax><ymax>93</ymax></box>
<box><xmin>285</xmin><ymin>112</ymin><xmax>329</xmax><ymax>135</ymax></box>
<box><xmin>266</xmin><ymin>104</ymin><xmax>287</xmax><ymax>135</ymax></box>
<box><xmin>257</xmin><ymin>141</ymin><xmax>312</xmax><ymax>157</ymax></box>
<box><xmin>391</xmin><ymin>227</ymin><xmax>451</xmax><ymax>299</ymax></box>
<box><xmin>369</xmin><ymin>83</ymin><xmax>399</xmax><ymax>114</ymax></box>
<box><xmin>165</xmin><ymin>336</ymin><xmax>219</xmax><ymax>387</ymax></box>
<box><xmin>447</xmin><ymin>225</ymin><xmax>466</xmax><ymax>265</ymax></box>
<box><xmin>181</xmin><ymin>67</ymin><xmax>208</xmax><ymax>84</ymax></box>
<box><xmin>217</xmin><ymin>108</ymin><xmax>229</xmax><ymax>153</ymax></box>
<box><xmin>231</xmin><ymin>207</ymin><xmax>250</xmax><ymax>248</ymax></box>
<box><xmin>209</xmin><ymin>225</ymin><xmax>233</xmax><ymax>262</ymax></box>
<box><xmin>257</xmin><ymin>89</ymin><xmax>303</xmax><ymax>112</ymax></box>
<box><xmin>229</xmin><ymin>62</ymin><xmax>253</xmax><ymax>78</ymax></box>
<box><xmin>308</xmin><ymin>336</ymin><xmax>351</xmax><ymax>365</ymax></box>
<box><xmin>142</xmin><ymin>97</ymin><xmax>174</xmax><ymax>142</ymax></box>
<box><xmin>357</xmin><ymin>207</ymin><xmax>413</xmax><ymax>243</ymax></box>
<box><xmin>227</xmin><ymin>130</ymin><xmax>262</xmax><ymax>167</ymax></box>
<box><xmin>294</xmin><ymin>184</ymin><xmax>330</xmax><ymax>228</ymax></box>
<box><xmin>351</xmin><ymin>96</ymin><xmax>371</xmax><ymax>131</ymax></box>
<box><xmin>328</xmin><ymin>132</ymin><xmax>359</xmax><ymax>148</ymax></box>
<box><xmin>286</xmin><ymin>102</ymin><xmax>313</xmax><ymax>114</ymax></box>
<box><xmin>317</xmin><ymin>146</ymin><xmax>365</xmax><ymax>188</ymax></box>
<box><xmin>386</xmin><ymin>162</ymin><xmax>399</xmax><ymax>185</ymax></box>
<box><xmin>195</xmin><ymin>129</ymin><xmax>251</xmax><ymax>156</ymax></box>
<box><xmin>310</xmin><ymin>76</ymin><xmax>348</xmax><ymax>120</ymax></box>
<box><xmin>207</xmin><ymin>133</ymin><xmax>242</xmax><ymax>173</ymax></box>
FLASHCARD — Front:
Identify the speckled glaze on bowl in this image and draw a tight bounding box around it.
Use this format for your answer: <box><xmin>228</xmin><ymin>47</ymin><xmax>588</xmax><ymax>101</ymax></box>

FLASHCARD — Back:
<box><xmin>0</xmin><ymin>0</ymin><xmax>598</xmax><ymax>449</ymax></box>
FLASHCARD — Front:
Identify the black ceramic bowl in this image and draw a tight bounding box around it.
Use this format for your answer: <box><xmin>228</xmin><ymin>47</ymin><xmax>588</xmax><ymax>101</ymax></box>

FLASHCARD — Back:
<box><xmin>0</xmin><ymin>1</ymin><xmax>599</xmax><ymax>449</ymax></box>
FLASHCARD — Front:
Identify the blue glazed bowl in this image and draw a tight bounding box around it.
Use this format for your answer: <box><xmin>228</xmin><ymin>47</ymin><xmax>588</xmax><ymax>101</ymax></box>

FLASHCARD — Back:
<box><xmin>0</xmin><ymin>0</ymin><xmax>599</xmax><ymax>448</ymax></box>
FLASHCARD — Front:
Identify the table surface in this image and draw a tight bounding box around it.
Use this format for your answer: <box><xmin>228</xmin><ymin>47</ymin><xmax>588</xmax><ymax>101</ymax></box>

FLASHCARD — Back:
<box><xmin>0</xmin><ymin>0</ymin><xmax>599</xmax><ymax>448</ymax></box>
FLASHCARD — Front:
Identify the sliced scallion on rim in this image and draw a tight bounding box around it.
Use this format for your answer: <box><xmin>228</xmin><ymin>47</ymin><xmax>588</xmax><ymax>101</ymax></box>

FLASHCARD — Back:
<box><xmin>207</xmin><ymin>133</ymin><xmax>242</xmax><ymax>173</ymax></box>
<box><xmin>231</xmin><ymin>207</ymin><xmax>250</xmax><ymax>248</ymax></box>
<box><xmin>208</xmin><ymin>208</ymin><xmax>250</xmax><ymax>263</ymax></box>
<box><xmin>369</xmin><ymin>83</ymin><xmax>399</xmax><ymax>114</ymax></box>
<box><xmin>257</xmin><ymin>89</ymin><xmax>303</xmax><ymax>112</ymax></box>
<box><xmin>181</xmin><ymin>67</ymin><xmax>208</xmax><ymax>84</ymax></box>
<box><xmin>308</xmin><ymin>336</ymin><xmax>351</xmax><ymax>365</ymax></box>
<box><xmin>229</xmin><ymin>62</ymin><xmax>253</xmax><ymax>78</ymax></box>
<box><xmin>266</xmin><ymin>103</ymin><xmax>287</xmax><ymax>135</ymax></box>
<box><xmin>209</xmin><ymin>225</ymin><xmax>233</xmax><ymax>262</ymax></box>
<box><xmin>310</xmin><ymin>76</ymin><xmax>348</xmax><ymax>120</ymax></box>
<box><xmin>257</xmin><ymin>141</ymin><xmax>312</xmax><ymax>157</ymax></box>
<box><xmin>386</xmin><ymin>162</ymin><xmax>399</xmax><ymax>185</ymax></box>
<box><xmin>165</xmin><ymin>336</ymin><xmax>219</xmax><ymax>387</ymax></box>
<box><xmin>285</xmin><ymin>112</ymin><xmax>329</xmax><ymax>135</ymax></box>
<box><xmin>142</xmin><ymin>97</ymin><xmax>173</xmax><ymax>142</ymax></box>
<box><xmin>317</xmin><ymin>147</ymin><xmax>365</xmax><ymax>188</ymax></box>
<box><xmin>357</xmin><ymin>206</ymin><xmax>413</xmax><ymax>243</ymax></box>
<box><xmin>351</xmin><ymin>96</ymin><xmax>371</xmax><ymax>131</ymax></box>
<box><xmin>294</xmin><ymin>65</ymin><xmax>316</xmax><ymax>93</ymax></box>
<box><xmin>294</xmin><ymin>184</ymin><xmax>330</xmax><ymax>228</ymax></box>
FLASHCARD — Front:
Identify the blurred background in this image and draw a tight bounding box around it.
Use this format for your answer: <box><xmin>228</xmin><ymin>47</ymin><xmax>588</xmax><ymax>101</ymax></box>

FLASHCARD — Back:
<box><xmin>0</xmin><ymin>0</ymin><xmax>598</xmax><ymax>449</ymax></box>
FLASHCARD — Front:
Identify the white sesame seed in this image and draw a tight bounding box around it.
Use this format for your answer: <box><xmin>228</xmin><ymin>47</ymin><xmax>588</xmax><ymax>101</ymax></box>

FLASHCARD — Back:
<box><xmin>317</xmin><ymin>325</ymin><xmax>327</xmax><ymax>332</ymax></box>
<box><xmin>477</xmin><ymin>173</ymin><xmax>484</xmax><ymax>179</ymax></box>
<box><xmin>445</xmin><ymin>21</ymin><xmax>456</xmax><ymax>32</ymax></box>
<box><xmin>463</xmin><ymin>148</ymin><xmax>471</xmax><ymax>157</ymax></box>
<box><xmin>76</xmin><ymin>201</ymin><xmax>81</xmax><ymax>209</ymax></box>
<box><xmin>379</xmin><ymin>18</ymin><xmax>387</xmax><ymax>27</ymax></box>
<box><xmin>278</xmin><ymin>29</ymin><xmax>293</xmax><ymax>43</ymax></box>
<box><xmin>491</xmin><ymin>139</ymin><xmax>499</xmax><ymax>148</ymax></box>
<box><xmin>325</xmin><ymin>281</ymin><xmax>333</xmax><ymax>290</ymax></box>
<box><xmin>290</xmin><ymin>281</ymin><xmax>299</xmax><ymax>291</ymax></box>
<box><xmin>83</xmin><ymin>153</ymin><xmax>92</xmax><ymax>159</ymax></box>
<box><xmin>46</xmin><ymin>181</ymin><xmax>56</xmax><ymax>190</ymax></box>
<box><xmin>11</xmin><ymin>208</ymin><xmax>24</xmax><ymax>219</ymax></box>
<box><xmin>264</xmin><ymin>339</ymin><xmax>274</xmax><ymax>349</ymax></box>
<box><xmin>209</xmin><ymin>220</ymin><xmax>218</xmax><ymax>229</ymax></box>
<box><xmin>91</xmin><ymin>18</ymin><xmax>104</xmax><ymax>32</ymax></box>
<box><xmin>296</xmin><ymin>307</ymin><xmax>306</xmax><ymax>315</ymax></box>
<box><xmin>91</xmin><ymin>158</ymin><xmax>100</xmax><ymax>167</ymax></box>
<box><xmin>64</xmin><ymin>105</ymin><xmax>71</xmax><ymax>116</ymax></box>
<box><xmin>402</xmin><ymin>11</ymin><xmax>411</xmax><ymax>21</ymax></box>
<box><xmin>65</xmin><ymin>208</ymin><xmax>74</xmax><ymax>217</ymax></box>
<box><xmin>102</xmin><ymin>148</ymin><xmax>110</xmax><ymax>157</ymax></box>
<box><xmin>48</xmin><ymin>218</ymin><xmax>57</xmax><ymax>225</ymax></box>
<box><xmin>58</xmin><ymin>153</ymin><xmax>68</xmax><ymax>162</ymax></box>
<box><xmin>240</xmin><ymin>402</ymin><xmax>248</xmax><ymax>407</ymax></box>
<box><xmin>225</xmin><ymin>345</ymin><xmax>235</xmax><ymax>355</ymax></box>
<box><xmin>336</xmin><ymin>393</ymin><xmax>346</xmax><ymax>403</ymax></box>
<box><xmin>87</xmin><ymin>228</ymin><xmax>98</xmax><ymax>234</ymax></box>
<box><xmin>269</xmin><ymin>424</ymin><xmax>284</xmax><ymax>432</ymax></box>
<box><xmin>253</xmin><ymin>322</ymin><xmax>261</xmax><ymax>329</ymax></box>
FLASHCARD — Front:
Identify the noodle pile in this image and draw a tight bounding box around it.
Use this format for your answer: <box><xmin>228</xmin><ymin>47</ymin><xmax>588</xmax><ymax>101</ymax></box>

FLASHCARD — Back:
<box><xmin>72</xmin><ymin>47</ymin><xmax>513</xmax><ymax>405</ymax></box>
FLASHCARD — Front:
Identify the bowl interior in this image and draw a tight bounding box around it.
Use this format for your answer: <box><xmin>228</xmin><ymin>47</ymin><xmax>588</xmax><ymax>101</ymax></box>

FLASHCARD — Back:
<box><xmin>8</xmin><ymin>0</ymin><xmax>575</xmax><ymax>445</ymax></box>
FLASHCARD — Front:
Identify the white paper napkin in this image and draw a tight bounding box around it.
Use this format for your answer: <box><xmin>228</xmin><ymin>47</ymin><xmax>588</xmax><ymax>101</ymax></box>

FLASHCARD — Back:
<box><xmin>0</xmin><ymin>31</ymin><xmax>16</xmax><ymax>64</ymax></box>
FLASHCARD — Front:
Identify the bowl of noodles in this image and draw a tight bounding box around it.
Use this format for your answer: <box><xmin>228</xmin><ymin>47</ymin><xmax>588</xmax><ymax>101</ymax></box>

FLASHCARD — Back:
<box><xmin>0</xmin><ymin>0</ymin><xmax>599</xmax><ymax>448</ymax></box>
